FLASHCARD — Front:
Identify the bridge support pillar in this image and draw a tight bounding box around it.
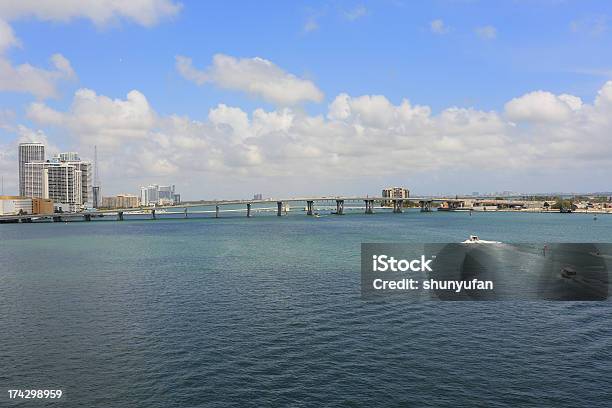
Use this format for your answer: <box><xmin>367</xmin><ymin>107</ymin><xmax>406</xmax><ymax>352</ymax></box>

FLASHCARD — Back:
<box><xmin>151</xmin><ymin>209</ymin><xmax>156</xmax><ymax>220</ymax></box>
<box><xmin>420</xmin><ymin>200</ymin><xmax>432</xmax><ymax>212</ymax></box>
<box><xmin>306</xmin><ymin>200</ymin><xmax>314</xmax><ymax>216</ymax></box>
<box><xmin>365</xmin><ymin>200</ymin><xmax>374</xmax><ymax>214</ymax></box>
<box><xmin>215</xmin><ymin>205</ymin><xmax>219</xmax><ymax>218</ymax></box>
<box><xmin>84</xmin><ymin>214</ymin><xmax>92</xmax><ymax>222</ymax></box>
<box><xmin>393</xmin><ymin>200</ymin><xmax>403</xmax><ymax>213</ymax></box>
<box><xmin>247</xmin><ymin>203</ymin><xmax>252</xmax><ymax>217</ymax></box>
<box><xmin>336</xmin><ymin>200</ymin><xmax>344</xmax><ymax>215</ymax></box>
<box><xmin>53</xmin><ymin>216</ymin><xmax>62</xmax><ymax>223</ymax></box>
<box><xmin>277</xmin><ymin>201</ymin><xmax>283</xmax><ymax>216</ymax></box>
<box><xmin>118</xmin><ymin>211</ymin><xmax>124</xmax><ymax>221</ymax></box>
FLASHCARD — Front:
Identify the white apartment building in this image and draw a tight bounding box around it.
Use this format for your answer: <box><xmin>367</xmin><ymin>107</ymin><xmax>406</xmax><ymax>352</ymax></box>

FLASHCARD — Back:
<box><xmin>22</xmin><ymin>152</ymin><xmax>92</xmax><ymax>212</ymax></box>
<box><xmin>140</xmin><ymin>184</ymin><xmax>179</xmax><ymax>206</ymax></box>
<box><xmin>18</xmin><ymin>143</ymin><xmax>45</xmax><ymax>196</ymax></box>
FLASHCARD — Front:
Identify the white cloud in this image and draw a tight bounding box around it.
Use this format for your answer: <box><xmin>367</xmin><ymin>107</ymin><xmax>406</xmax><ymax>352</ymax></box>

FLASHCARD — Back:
<box><xmin>505</xmin><ymin>91</ymin><xmax>582</xmax><ymax>122</ymax></box>
<box><xmin>343</xmin><ymin>5</ymin><xmax>367</xmax><ymax>21</ymax></box>
<box><xmin>27</xmin><ymin>88</ymin><xmax>156</xmax><ymax>146</ymax></box>
<box><xmin>0</xmin><ymin>53</ymin><xmax>75</xmax><ymax>99</ymax></box>
<box><xmin>475</xmin><ymin>25</ymin><xmax>497</xmax><ymax>40</ymax></box>
<box><xmin>208</xmin><ymin>104</ymin><xmax>250</xmax><ymax>141</ymax></box>
<box><xmin>19</xmin><ymin>81</ymin><xmax>612</xmax><ymax>197</ymax></box>
<box><xmin>430</xmin><ymin>19</ymin><xmax>450</xmax><ymax>35</ymax></box>
<box><xmin>176</xmin><ymin>54</ymin><xmax>324</xmax><ymax>106</ymax></box>
<box><xmin>0</xmin><ymin>18</ymin><xmax>18</xmax><ymax>51</ymax></box>
<box><xmin>0</xmin><ymin>0</ymin><xmax>181</xmax><ymax>27</ymax></box>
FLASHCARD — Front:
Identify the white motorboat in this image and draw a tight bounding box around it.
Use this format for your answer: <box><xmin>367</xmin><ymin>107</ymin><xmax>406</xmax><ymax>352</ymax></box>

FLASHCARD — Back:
<box><xmin>462</xmin><ymin>235</ymin><xmax>501</xmax><ymax>244</ymax></box>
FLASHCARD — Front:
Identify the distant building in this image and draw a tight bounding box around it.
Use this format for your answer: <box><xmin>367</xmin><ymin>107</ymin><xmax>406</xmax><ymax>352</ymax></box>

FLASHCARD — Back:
<box><xmin>101</xmin><ymin>194</ymin><xmax>140</xmax><ymax>209</ymax></box>
<box><xmin>18</xmin><ymin>143</ymin><xmax>45</xmax><ymax>196</ymax></box>
<box><xmin>382</xmin><ymin>187</ymin><xmax>409</xmax><ymax>206</ymax></box>
<box><xmin>140</xmin><ymin>184</ymin><xmax>179</xmax><ymax>205</ymax></box>
<box><xmin>253</xmin><ymin>193</ymin><xmax>263</xmax><ymax>200</ymax></box>
<box><xmin>0</xmin><ymin>196</ymin><xmax>33</xmax><ymax>215</ymax></box>
<box><xmin>92</xmin><ymin>186</ymin><xmax>101</xmax><ymax>208</ymax></box>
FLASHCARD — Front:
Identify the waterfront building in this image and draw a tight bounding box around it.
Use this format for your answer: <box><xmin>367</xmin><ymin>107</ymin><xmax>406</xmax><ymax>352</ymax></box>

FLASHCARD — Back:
<box><xmin>18</xmin><ymin>143</ymin><xmax>45</xmax><ymax>196</ymax></box>
<box><xmin>140</xmin><ymin>187</ymin><xmax>148</xmax><ymax>207</ymax></box>
<box><xmin>32</xmin><ymin>198</ymin><xmax>53</xmax><ymax>214</ymax></box>
<box><xmin>139</xmin><ymin>184</ymin><xmax>179</xmax><ymax>205</ymax></box>
<box><xmin>148</xmin><ymin>185</ymin><xmax>159</xmax><ymax>204</ymax></box>
<box><xmin>382</xmin><ymin>187</ymin><xmax>410</xmax><ymax>206</ymax></box>
<box><xmin>92</xmin><ymin>186</ymin><xmax>101</xmax><ymax>208</ymax></box>
<box><xmin>45</xmin><ymin>162</ymin><xmax>84</xmax><ymax>212</ymax></box>
<box><xmin>101</xmin><ymin>194</ymin><xmax>140</xmax><ymax>209</ymax></box>
<box><xmin>23</xmin><ymin>162</ymin><xmax>47</xmax><ymax>199</ymax></box>
<box><xmin>0</xmin><ymin>196</ymin><xmax>33</xmax><ymax>215</ymax></box>
<box><xmin>22</xmin><ymin>152</ymin><xmax>92</xmax><ymax>212</ymax></box>
<box><xmin>253</xmin><ymin>193</ymin><xmax>263</xmax><ymax>200</ymax></box>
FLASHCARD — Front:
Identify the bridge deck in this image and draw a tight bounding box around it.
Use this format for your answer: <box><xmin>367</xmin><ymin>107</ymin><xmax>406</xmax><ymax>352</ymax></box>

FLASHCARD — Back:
<box><xmin>0</xmin><ymin>196</ymin><xmax>529</xmax><ymax>222</ymax></box>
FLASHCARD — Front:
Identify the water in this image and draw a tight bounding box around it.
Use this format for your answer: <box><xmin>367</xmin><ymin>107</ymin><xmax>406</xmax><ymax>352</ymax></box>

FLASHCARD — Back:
<box><xmin>1</xmin><ymin>211</ymin><xmax>611</xmax><ymax>407</ymax></box>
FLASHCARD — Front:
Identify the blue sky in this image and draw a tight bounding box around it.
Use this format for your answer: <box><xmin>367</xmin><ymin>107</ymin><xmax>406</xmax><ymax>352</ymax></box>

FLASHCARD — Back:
<box><xmin>1</xmin><ymin>0</ymin><xmax>612</xmax><ymax>198</ymax></box>
<box><xmin>5</xmin><ymin>0</ymin><xmax>611</xmax><ymax>115</ymax></box>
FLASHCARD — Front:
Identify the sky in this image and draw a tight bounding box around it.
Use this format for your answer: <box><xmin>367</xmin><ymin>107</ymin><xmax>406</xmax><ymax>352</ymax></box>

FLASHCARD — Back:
<box><xmin>0</xmin><ymin>0</ymin><xmax>611</xmax><ymax>199</ymax></box>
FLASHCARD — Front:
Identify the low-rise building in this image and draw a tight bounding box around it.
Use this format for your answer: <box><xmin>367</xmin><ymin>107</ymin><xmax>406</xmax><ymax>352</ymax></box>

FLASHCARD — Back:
<box><xmin>101</xmin><ymin>194</ymin><xmax>140</xmax><ymax>209</ymax></box>
<box><xmin>32</xmin><ymin>198</ymin><xmax>54</xmax><ymax>214</ymax></box>
<box><xmin>382</xmin><ymin>187</ymin><xmax>410</xmax><ymax>206</ymax></box>
<box><xmin>0</xmin><ymin>196</ymin><xmax>33</xmax><ymax>215</ymax></box>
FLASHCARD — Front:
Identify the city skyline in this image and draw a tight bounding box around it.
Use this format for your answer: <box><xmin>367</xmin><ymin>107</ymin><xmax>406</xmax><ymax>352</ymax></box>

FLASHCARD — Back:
<box><xmin>0</xmin><ymin>1</ymin><xmax>611</xmax><ymax>199</ymax></box>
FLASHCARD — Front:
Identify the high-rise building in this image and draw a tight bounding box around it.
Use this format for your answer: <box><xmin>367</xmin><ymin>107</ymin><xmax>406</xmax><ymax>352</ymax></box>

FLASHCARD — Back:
<box><xmin>22</xmin><ymin>151</ymin><xmax>92</xmax><ymax>212</ymax></box>
<box><xmin>140</xmin><ymin>187</ymin><xmax>148</xmax><ymax>207</ymax></box>
<box><xmin>158</xmin><ymin>185</ymin><xmax>174</xmax><ymax>201</ymax></box>
<box><xmin>59</xmin><ymin>152</ymin><xmax>79</xmax><ymax>162</ymax></box>
<box><xmin>147</xmin><ymin>185</ymin><xmax>159</xmax><ymax>205</ymax></box>
<box><xmin>45</xmin><ymin>162</ymin><xmax>83</xmax><ymax>210</ymax></box>
<box><xmin>18</xmin><ymin>143</ymin><xmax>45</xmax><ymax>196</ymax></box>
<box><xmin>139</xmin><ymin>184</ymin><xmax>179</xmax><ymax>205</ymax></box>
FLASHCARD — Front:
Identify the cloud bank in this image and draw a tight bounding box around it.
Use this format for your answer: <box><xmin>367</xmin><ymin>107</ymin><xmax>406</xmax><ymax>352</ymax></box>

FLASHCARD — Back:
<box><xmin>20</xmin><ymin>81</ymin><xmax>612</xmax><ymax>196</ymax></box>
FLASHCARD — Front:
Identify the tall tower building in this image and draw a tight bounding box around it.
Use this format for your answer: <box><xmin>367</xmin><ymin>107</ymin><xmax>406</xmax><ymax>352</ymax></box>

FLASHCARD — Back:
<box><xmin>18</xmin><ymin>143</ymin><xmax>45</xmax><ymax>196</ymax></box>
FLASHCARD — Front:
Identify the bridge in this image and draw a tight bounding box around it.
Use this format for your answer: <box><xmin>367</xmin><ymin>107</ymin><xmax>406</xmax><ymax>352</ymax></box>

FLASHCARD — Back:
<box><xmin>0</xmin><ymin>196</ymin><xmax>528</xmax><ymax>223</ymax></box>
